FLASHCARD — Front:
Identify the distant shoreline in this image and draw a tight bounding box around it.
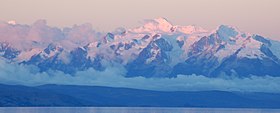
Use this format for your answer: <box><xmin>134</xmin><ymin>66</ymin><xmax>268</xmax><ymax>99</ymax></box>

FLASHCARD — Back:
<box><xmin>1</xmin><ymin>84</ymin><xmax>280</xmax><ymax>108</ymax></box>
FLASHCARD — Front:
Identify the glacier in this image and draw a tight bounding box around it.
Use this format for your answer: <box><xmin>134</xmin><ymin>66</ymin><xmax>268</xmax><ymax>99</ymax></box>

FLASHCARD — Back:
<box><xmin>0</xmin><ymin>18</ymin><xmax>280</xmax><ymax>78</ymax></box>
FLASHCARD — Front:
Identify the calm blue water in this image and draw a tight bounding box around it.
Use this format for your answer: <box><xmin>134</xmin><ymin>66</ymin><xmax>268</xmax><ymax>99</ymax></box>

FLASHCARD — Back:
<box><xmin>0</xmin><ymin>107</ymin><xmax>279</xmax><ymax>113</ymax></box>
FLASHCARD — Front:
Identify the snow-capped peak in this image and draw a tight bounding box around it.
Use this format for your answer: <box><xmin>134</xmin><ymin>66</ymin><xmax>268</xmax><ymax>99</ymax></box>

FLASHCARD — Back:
<box><xmin>129</xmin><ymin>17</ymin><xmax>208</xmax><ymax>35</ymax></box>
<box><xmin>153</xmin><ymin>17</ymin><xmax>173</xmax><ymax>26</ymax></box>
<box><xmin>7</xmin><ymin>20</ymin><xmax>17</xmax><ymax>25</ymax></box>
<box><xmin>175</xmin><ymin>25</ymin><xmax>208</xmax><ymax>34</ymax></box>
<box><xmin>214</xmin><ymin>25</ymin><xmax>244</xmax><ymax>43</ymax></box>
<box><xmin>130</xmin><ymin>17</ymin><xmax>174</xmax><ymax>33</ymax></box>
<box><xmin>216</xmin><ymin>25</ymin><xmax>241</xmax><ymax>35</ymax></box>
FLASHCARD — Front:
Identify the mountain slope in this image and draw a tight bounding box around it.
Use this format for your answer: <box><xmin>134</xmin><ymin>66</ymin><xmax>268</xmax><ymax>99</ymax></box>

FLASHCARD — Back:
<box><xmin>0</xmin><ymin>18</ymin><xmax>280</xmax><ymax>78</ymax></box>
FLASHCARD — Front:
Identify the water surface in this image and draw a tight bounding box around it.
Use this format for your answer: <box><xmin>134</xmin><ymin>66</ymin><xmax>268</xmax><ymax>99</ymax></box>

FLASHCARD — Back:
<box><xmin>0</xmin><ymin>107</ymin><xmax>279</xmax><ymax>113</ymax></box>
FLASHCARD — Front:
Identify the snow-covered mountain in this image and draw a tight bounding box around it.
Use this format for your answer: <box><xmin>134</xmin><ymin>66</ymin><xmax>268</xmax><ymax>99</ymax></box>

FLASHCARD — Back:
<box><xmin>1</xmin><ymin>18</ymin><xmax>280</xmax><ymax>78</ymax></box>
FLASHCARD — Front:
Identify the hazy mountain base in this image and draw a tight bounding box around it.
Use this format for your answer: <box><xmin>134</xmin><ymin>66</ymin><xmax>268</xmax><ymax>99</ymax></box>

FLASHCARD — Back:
<box><xmin>1</xmin><ymin>60</ymin><xmax>280</xmax><ymax>93</ymax></box>
<box><xmin>0</xmin><ymin>84</ymin><xmax>280</xmax><ymax>108</ymax></box>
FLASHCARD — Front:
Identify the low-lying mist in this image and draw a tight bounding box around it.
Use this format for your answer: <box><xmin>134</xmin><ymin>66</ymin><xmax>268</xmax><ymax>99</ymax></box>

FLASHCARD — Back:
<box><xmin>0</xmin><ymin>60</ymin><xmax>279</xmax><ymax>93</ymax></box>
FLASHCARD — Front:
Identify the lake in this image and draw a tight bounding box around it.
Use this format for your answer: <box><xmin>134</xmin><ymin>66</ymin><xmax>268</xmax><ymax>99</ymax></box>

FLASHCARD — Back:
<box><xmin>0</xmin><ymin>107</ymin><xmax>279</xmax><ymax>113</ymax></box>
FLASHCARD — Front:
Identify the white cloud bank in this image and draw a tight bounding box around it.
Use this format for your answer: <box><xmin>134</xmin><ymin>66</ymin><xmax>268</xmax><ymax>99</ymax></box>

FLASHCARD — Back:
<box><xmin>0</xmin><ymin>59</ymin><xmax>280</xmax><ymax>93</ymax></box>
<box><xmin>0</xmin><ymin>20</ymin><xmax>102</xmax><ymax>51</ymax></box>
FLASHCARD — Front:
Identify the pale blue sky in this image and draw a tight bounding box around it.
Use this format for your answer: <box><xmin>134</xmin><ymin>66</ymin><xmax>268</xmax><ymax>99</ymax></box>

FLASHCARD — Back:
<box><xmin>0</xmin><ymin>0</ymin><xmax>279</xmax><ymax>39</ymax></box>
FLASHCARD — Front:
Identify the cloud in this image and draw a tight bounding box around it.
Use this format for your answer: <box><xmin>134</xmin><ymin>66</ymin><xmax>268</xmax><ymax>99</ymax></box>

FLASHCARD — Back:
<box><xmin>0</xmin><ymin>59</ymin><xmax>280</xmax><ymax>93</ymax></box>
<box><xmin>0</xmin><ymin>20</ymin><xmax>102</xmax><ymax>51</ymax></box>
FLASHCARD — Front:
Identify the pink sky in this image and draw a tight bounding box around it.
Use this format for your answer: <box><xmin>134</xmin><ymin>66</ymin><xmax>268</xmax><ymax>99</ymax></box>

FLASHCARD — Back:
<box><xmin>0</xmin><ymin>0</ymin><xmax>279</xmax><ymax>40</ymax></box>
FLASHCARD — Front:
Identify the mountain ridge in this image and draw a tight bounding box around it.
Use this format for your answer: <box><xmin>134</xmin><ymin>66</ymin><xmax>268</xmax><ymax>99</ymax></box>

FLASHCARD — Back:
<box><xmin>0</xmin><ymin>18</ymin><xmax>280</xmax><ymax>78</ymax></box>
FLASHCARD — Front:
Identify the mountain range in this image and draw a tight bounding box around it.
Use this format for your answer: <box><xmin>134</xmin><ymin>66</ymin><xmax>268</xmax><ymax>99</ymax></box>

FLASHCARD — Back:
<box><xmin>1</xmin><ymin>18</ymin><xmax>280</xmax><ymax>78</ymax></box>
